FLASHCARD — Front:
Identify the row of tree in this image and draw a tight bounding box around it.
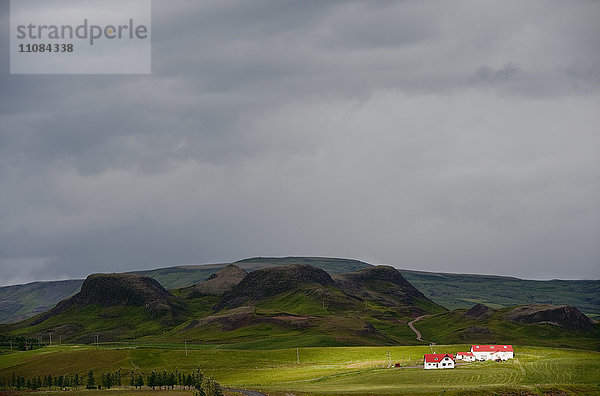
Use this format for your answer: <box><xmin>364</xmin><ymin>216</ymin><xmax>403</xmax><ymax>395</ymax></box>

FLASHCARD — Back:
<box><xmin>84</xmin><ymin>370</ymin><xmax>122</xmax><ymax>389</ymax></box>
<box><xmin>144</xmin><ymin>369</ymin><xmax>221</xmax><ymax>395</ymax></box>
<box><xmin>1</xmin><ymin>368</ymin><xmax>222</xmax><ymax>395</ymax></box>
<box><xmin>0</xmin><ymin>372</ymin><xmax>82</xmax><ymax>390</ymax></box>
<box><xmin>0</xmin><ymin>335</ymin><xmax>43</xmax><ymax>351</ymax></box>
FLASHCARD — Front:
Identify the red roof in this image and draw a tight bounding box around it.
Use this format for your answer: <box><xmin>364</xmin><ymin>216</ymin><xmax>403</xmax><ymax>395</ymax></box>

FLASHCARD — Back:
<box><xmin>424</xmin><ymin>353</ymin><xmax>454</xmax><ymax>363</ymax></box>
<box><xmin>471</xmin><ymin>345</ymin><xmax>513</xmax><ymax>352</ymax></box>
<box><xmin>457</xmin><ymin>352</ymin><xmax>474</xmax><ymax>356</ymax></box>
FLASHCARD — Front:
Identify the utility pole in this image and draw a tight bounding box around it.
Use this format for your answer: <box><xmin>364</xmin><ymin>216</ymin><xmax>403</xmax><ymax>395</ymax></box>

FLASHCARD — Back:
<box><xmin>59</xmin><ymin>335</ymin><xmax>61</xmax><ymax>346</ymax></box>
<box><xmin>49</xmin><ymin>333</ymin><xmax>52</xmax><ymax>346</ymax></box>
<box><xmin>387</xmin><ymin>351</ymin><xmax>391</xmax><ymax>368</ymax></box>
<box><xmin>296</xmin><ymin>348</ymin><xmax>300</xmax><ymax>364</ymax></box>
<box><xmin>185</xmin><ymin>341</ymin><xmax>188</xmax><ymax>356</ymax></box>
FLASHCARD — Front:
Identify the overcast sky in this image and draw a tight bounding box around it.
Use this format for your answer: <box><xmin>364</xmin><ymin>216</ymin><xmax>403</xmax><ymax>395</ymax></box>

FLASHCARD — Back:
<box><xmin>1</xmin><ymin>0</ymin><xmax>599</xmax><ymax>285</ymax></box>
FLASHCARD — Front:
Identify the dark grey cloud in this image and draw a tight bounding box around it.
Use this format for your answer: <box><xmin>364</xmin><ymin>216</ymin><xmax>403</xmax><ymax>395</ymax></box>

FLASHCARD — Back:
<box><xmin>1</xmin><ymin>0</ymin><xmax>599</xmax><ymax>285</ymax></box>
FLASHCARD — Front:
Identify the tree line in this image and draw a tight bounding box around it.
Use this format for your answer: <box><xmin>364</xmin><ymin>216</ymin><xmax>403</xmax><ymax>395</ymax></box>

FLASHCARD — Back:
<box><xmin>0</xmin><ymin>335</ymin><xmax>43</xmax><ymax>351</ymax></box>
<box><xmin>1</xmin><ymin>368</ymin><xmax>222</xmax><ymax>395</ymax></box>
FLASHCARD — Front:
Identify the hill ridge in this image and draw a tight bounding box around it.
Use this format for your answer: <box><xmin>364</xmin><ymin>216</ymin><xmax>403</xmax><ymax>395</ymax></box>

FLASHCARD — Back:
<box><xmin>1</xmin><ymin>257</ymin><xmax>599</xmax><ymax>324</ymax></box>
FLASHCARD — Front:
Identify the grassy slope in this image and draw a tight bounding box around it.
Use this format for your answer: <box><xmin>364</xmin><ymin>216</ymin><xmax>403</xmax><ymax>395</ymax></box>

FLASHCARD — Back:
<box><xmin>151</xmin><ymin>284</ymin><xmax>424</xmax><ymax>349</ymax></box>
<box><xmin>8</xmin><ymin>304</ymin><xmax>174</xmax><ymax>344</ymax></box>
<box><xmin>0</xmin><ymin>345</ymin><xmax>598</xmax><ymax>395</ymax></box>
<box><xmin>415</xmin><ymin>308</ymin><xmax>600</xmax><ymax>351</ymax></box>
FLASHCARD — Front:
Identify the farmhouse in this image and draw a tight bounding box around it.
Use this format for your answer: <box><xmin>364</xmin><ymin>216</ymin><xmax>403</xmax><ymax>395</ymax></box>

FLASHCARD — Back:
<box><xmin>471</xmin><ymin>345</ymin><xmax>513</xmax><ymax>361</ymax></box>
<box><xmin>424</xmin><ymin>353</ymin><xmax>455</xmax><ymax>369</ymax></box>
<box><xmin>456</xmin><ymin>351</ymin><xmax>475</xmax><ymax>362</ymax></box>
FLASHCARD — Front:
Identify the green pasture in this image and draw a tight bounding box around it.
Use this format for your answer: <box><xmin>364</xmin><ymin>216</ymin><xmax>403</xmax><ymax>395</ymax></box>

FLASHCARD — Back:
<box><xmin>1</xmin><ymin>344</ymin><xmax>599</xmax><ymax>394</ymax></box>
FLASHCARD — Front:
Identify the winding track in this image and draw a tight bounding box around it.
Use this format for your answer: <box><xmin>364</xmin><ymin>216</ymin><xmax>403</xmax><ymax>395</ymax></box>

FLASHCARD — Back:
<box><xmin>408</xmin><ymin>315</ymin><xmax>436</xmax><ymax>349</ymax></box>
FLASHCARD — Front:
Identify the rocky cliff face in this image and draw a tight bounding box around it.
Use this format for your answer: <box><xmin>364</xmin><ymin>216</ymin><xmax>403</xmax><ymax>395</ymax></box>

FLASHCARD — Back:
<box><xmin>505</xmin><ymin>305</ymin><xmax>595</xmax><ymax>330</ymax></box>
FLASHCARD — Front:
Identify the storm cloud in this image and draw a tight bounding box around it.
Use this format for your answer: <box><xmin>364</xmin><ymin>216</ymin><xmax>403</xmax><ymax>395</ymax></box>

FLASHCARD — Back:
<box><xmin>1</xmin><ymin>0</ymin><xmax>599</xmax><ymax>285</ymax></box>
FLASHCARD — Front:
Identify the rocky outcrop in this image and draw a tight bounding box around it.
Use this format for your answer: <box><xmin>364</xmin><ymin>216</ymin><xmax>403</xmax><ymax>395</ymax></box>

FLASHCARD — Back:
<box><xmin>333</xmin><ymin>266</ymin><xmax>443</xmax><ymax>315</ymax></box>
<box><xmin>505</xmin><ymin>305</ymin><xmax>594</xmax><ymax>330</ymax></box>
<box><xmin>214</xmin><ymin>264</ymin><xmax>334</xmax><ymax>311</ymax></box>
<box><xmin>464</xmin><ymin>303</ymin><xmax>490</xmax><ymax>319</ymax></box>
<box><xmin>32</xmin><ymin>273</ymin><xmax>180</xmax><ymax>323</ymax></box>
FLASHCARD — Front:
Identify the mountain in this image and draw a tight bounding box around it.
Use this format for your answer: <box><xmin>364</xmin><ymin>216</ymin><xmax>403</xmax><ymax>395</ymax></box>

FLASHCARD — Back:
<box><xmin>3</xmin><ymin>265</ymin><xmax>444</xmax><ymax>348</ymax></box>
<box><xmin>0</xmin><ymin>257</ymin><xmax>371</xmax><ymax>324</ymax></box>
<box><xmin>66</xmin><ymin>273</ymin><xmax>182</xmax><ymax>317</ymax></box>
<box><xmin>174</xmin><ymin>264</ymin><xmax>446</xmax><ymax>348</ymax></box>
<box><xmin>1</xmin><ymin>256</ymin><xmax>599</xmax><ymax>324</ymax></box>
<box><xmin>416</xmin><ymin>304</ymin><xmax>599</xmax><ymax>350</ymax></box>
<box><xmin>3</xmin><ymin>265</ymin><xmax>598</xmax><ymax>350</ymax></box>
<box><xmin>2</xmin><ymin>274</ymin><xmax>187</xmax><ymax>343</ymax></box>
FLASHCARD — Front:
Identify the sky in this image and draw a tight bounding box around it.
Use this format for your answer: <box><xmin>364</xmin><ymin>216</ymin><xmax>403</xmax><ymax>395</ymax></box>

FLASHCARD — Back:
<box><xmin>1</xmin><ymin>0</ymin><xmax>599</xmax><ymax>285</ymax></box>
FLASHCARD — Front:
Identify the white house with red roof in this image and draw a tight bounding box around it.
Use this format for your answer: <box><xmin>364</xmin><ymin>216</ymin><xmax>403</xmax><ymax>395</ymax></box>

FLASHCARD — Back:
<box><xmin>456</xmin><ymin>351</ymin><xmax>476</xmax><ymax>362</ymax></box>
<box><xmin>424</xmin><ymin>353</ymin><xmax>455</xmax><ymax>369</ymax></box>
<box><xmin>471</xmin><ymin>345</ymin><xmax>513</xmax><ymax>361</ymax></box>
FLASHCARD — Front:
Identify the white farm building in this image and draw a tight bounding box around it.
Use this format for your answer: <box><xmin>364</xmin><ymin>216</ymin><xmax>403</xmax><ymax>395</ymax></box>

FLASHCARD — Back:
<box><xmin>456</xmin><ymin>351</ymin><xmax>476</xmax><ymax>362</ymax></box>
<box><xmin>424</xmin><ymin>353</ymin><xmax>455</xmax><ymax>369</ymax></box>
<box><xmin>471</xmin><ymin>345</ymin><xmax>513</xmax><ymax>361</ymax></box>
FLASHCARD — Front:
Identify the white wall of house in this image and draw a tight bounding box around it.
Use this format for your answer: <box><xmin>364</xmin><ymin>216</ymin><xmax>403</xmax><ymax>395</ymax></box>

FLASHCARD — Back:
<box><xmin>472</xmin><ymin>351</ymin><xmax>513</xmax><ymax>361</ymax></box>
<box><xmin>425</xmin><ymin>357</ymin><xmax>454</xmax><ymax>369</ymax></box>
<box><xmin>471</xmin><ymin>346</ymin><xmax>514</xmax><ymax>361</ymax></box>
<box><xmin>440</xmin><ymin>356</ymin><xmax>454</xmax><ymax>368</ymax></box>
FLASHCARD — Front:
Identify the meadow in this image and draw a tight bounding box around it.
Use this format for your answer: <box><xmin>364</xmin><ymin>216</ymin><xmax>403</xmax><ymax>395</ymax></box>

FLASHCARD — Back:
<box><xmin>1</xmin><ymin>343</ymin><xmax>598</xmax><ymax>395</ymax></box>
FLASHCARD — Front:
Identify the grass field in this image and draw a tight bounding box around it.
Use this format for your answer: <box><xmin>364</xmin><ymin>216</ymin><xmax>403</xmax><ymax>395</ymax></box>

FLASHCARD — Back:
<box><xmin>1</xmin><ymin>344</ymin><xmax>598</xmax><ymax>395</ymax></box>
